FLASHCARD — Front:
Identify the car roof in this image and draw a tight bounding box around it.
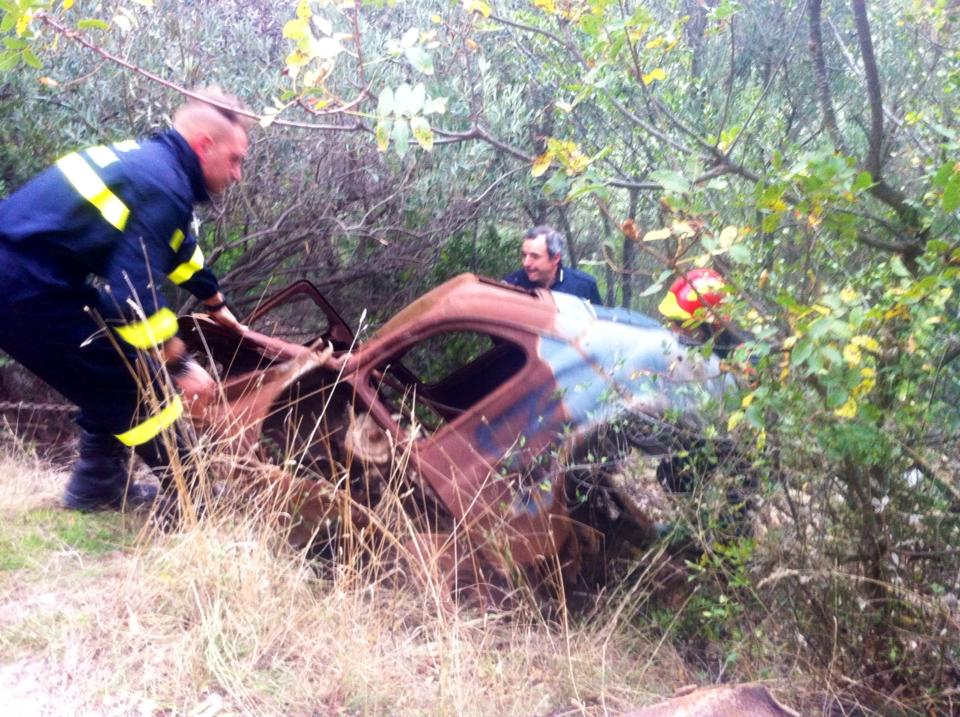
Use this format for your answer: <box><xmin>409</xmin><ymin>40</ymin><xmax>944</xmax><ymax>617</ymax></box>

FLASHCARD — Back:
<box><xmin>371</xmin><ymin>273</ymin><xmax>561</xmax><ymax>341</ymax></box>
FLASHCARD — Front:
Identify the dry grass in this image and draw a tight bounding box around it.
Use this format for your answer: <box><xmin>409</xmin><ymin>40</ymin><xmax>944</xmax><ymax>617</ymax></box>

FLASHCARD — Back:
<box><xmin>0</xmin><ymin>442</ymin><xmax>701</xmax><ymax>717</ymax></box>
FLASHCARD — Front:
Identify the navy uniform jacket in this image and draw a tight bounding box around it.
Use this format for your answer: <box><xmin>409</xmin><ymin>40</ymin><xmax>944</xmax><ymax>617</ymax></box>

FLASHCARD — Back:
<box><xmin>0</xmin><ymin>130</ymin><xmax>219</xmax><ymax>346</ymax></box>
<box><xmin>0</xmin><ymin>130</ymin><xmax>221</xmax><ymax>444</ymax></box>
<box><xmin>504</xmin><ymin>264</ymin><xmax>603</xmax><ymax>305</ymax></box>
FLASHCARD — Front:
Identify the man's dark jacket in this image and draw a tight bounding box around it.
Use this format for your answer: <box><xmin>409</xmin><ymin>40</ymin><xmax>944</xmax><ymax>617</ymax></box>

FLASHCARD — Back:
<box><xmin>504</xmin><ymin>264</ymin><xmax>603</xmax><ymax>305</ymax></box>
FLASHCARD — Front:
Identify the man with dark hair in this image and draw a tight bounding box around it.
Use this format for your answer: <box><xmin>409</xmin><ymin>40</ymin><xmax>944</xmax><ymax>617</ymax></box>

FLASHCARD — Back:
<box><xmin>0</xmin><ymin>87</ymin><xmax>249</xmax><ymax>512</ymax></box>
<box><xmin>503</xmin><ymin>224</ymin><xmax>603</xmax><ymax>304</ymax></box>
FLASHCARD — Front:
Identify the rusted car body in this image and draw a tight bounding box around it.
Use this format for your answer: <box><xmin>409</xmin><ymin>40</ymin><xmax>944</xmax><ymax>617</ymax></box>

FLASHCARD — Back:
<box><xmin>181</xmin><ymin>274</ymin><xmax>733</xmax><ymax>581</ymax></box>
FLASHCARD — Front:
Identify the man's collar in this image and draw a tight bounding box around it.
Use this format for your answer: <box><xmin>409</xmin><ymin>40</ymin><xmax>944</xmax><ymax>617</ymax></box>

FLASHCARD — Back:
<box><xmin>549</xmin><ymin>263</ymin><xmax>564</xmax><ymax>288</ymax></box>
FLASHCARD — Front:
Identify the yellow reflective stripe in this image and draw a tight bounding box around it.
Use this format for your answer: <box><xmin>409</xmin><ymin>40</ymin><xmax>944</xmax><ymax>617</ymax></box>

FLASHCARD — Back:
<box><xmin>168</xmin><ymin>246</ymin><xmax>204</xmax><ymax>285</ymax></box>
<box><xmin>114</xmin><ymin>307</ymin><xmax>179</xmax><ymax>349</ymax></box>
<box><xmin>86</xmin><ymin>145</ymin><xmax>119</xmax><ymax>168</ymax></box>
<box><xmin>115</xmin><ymin>395</ymin><xmax>183</xmax><ymax>447</ymax></box>
<box><xmin>169</xmin><ymin>228</ymin><xmax>186</xmax><ymax>252</ymax></box>
<box><xmin>113</xmin><ymin>139</ymin><xmax>140</xmax><ymax>152</ymax></box>
<box><xmin>56</xmin><ymin>152</ymin><xmax>130</xmax><ymax>231</ymax></box>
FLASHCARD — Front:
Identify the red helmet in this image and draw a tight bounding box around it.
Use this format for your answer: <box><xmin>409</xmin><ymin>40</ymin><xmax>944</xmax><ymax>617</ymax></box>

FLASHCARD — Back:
<box><xmin>658</xmin><ymin>268</ymin><xmax>727</xmax><ymax>321</ymax></box>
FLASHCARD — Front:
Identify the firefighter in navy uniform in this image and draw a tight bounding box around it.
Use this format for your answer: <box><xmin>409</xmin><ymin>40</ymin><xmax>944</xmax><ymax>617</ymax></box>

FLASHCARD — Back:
<box><xmin>0</xmin><ymin>88</ymin><xmax>249</xmax><ymax>512</ymax></box>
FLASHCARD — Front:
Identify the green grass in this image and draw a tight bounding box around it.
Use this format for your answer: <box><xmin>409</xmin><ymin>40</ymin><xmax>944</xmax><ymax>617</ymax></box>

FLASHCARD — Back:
<box><xmin>0</xmin><ymin>507</ymin><xmax>136</xmax><ymax>572</ymax></box>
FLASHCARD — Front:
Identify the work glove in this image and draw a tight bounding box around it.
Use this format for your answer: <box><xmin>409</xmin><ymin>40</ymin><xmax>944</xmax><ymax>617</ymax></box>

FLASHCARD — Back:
<box><xmin>170</xmin><ymin>355</ymin><xmax>218</xmax><ymax>417</ymax></box>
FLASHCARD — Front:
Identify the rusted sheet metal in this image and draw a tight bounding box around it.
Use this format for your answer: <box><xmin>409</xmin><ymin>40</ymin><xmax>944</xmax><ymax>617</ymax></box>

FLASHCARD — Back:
<box><xmin>180</xmin><ymin>274</ymin><xmax>733</xmax><ymax>575</ymax></box>
<box><xmin>621</xmin><ymin>683</ymin><xmax>800</xmax><ymax>717</ymax></box>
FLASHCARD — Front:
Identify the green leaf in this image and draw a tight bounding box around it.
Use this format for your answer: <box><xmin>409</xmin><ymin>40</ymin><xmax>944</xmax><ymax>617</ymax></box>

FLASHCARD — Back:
<box><xmin>727</xmin><ymin>244</ymin><xmax>751</xmax><ymax>264</ymax></box>
<box><xmin>21</xmin><ymin>47</ymin><xmax>40</xmax><ymax>69</ymax></box>
<box><xmin>391</xmin><ymin>117</ymin><xmax>410</xmax><ymax>157</ymax></box>
<box><xmin>410</xmin><ymin>82</ymin><xmax>426</xmax><ymax>113</ymax></box>
<box><xmin>808</xmin><ymin>317</ymin><xmax>834</xmax><ymax>340</ymax></box>
<box><xmin>821</xmin><ymin>345</ymin><xmax>843</xmax><ymax>366</ymax></box>
<box><xmin>2</xmin><ymin>37</ymin><xmax>27</xmax><ymax>49</ymax></box>
<box><xmin>852</xmin><ymin>171</ymin><xmax>873</xmax><ymax>192</ymax></box>
<box><xmin>377</xmin><ymin>86</ymin><xmax>394</xmax><ymax>117</ymax></box>
<box><xmin>541</xmin><ymin>171</ymin><xmax>569</xmax><ymax>197</ymax></box>
<box><xmin>77</xmin><ymin>18</ymin><xmax>110</xmax><ymax>30</ymax></box>
<box><xmin>932</xmin><ymin>161</ymin><xmax>954</xmax><ymax>187</ymax></box>
<box><xmin>393</xmin><ymin>83</ymin><xmax>413</xmax><ymax>115</ymax></box>
<box><xmin>791</xmin><ymin>338</ymin><xmax>814</xmax><ymax>367</ymax></box>
<box><xmin>649</xmin><ymin>169</ymin><xmax>690</xmax><ymax>194</ymax></box>
<box><xmin>423</xmin><ymin>96</ymin><xmax>447</xmax><ymax>115</ymax></box>
<box><xmin>404</xmin><ymin>45</ymin><xmax>434</xmax><ymax>75</ymax></box>
<box><xmin>889</xmin><ymin>255</ymin><xmax>911</xmax><ymax>278</ymax></box>
<box><xmin>565</xmin><ymin>179</ymin><xmax>607</xmax><ymax>202</ymax></box>
<box><xmin>942</xmin><ymin>173</ymin><xmax>960</xmax><ymax>213</ymax></box>
<box><xmin>0</xmin><ymin>49</ymin><xmax>19</xmax><ymax>72</ymax></box>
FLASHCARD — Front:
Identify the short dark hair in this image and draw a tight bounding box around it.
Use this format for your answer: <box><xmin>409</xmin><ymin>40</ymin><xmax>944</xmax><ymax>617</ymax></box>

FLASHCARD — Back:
<box><xmin>523</xmin><ymin>224</ymin><xmax>564</xmax><ymax>259</ymax></box>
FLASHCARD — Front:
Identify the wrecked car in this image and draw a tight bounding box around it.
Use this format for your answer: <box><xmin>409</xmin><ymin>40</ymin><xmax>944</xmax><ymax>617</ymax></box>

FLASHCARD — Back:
<box><xmin>180</xmin><ymin>273</ymin><xmax>735</xmax><ymax>586</ymax></box>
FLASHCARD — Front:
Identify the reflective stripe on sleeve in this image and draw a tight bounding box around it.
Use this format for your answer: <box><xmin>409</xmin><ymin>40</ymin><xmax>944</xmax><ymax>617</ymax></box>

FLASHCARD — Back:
<box><xmin>114</xmin><ymin>395</ymin><xmax>183</xmax><ymax>447</ymax></box>
<box><xmin>169</xmin><ymin>228</ymin><xmax>186</xmax><ymax>252</ymax></box>
<box><xmin>55</xmin><ymin>152</ymin><xmax>130</xmax><ymax>231</ymax></box>
<box><xmin>86</xmin><ymin>145</ymin><xmax>120</xmax><ymax>168</ymax></box>
<box><xmin>113</xmin><ymin>139</ymin><xmax>140</xmax><ymax>152</ymax></box>
<box><xmin>114</xmin><ymin>307</ymin><xmax>179</xmax><ymax>349</ymax></box>
<box><xmin>168</xmin><ymin>246</ymin><xmax>205</xmax><ymax>285</ymax></box>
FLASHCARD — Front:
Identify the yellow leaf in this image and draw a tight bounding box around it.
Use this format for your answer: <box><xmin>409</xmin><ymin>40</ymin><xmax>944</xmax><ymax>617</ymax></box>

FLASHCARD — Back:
<box><xmin>63</xmin><ymin>0</ymin><xmax>74</xmax><ymax>8</ymax></box>
<box><xmin>672</xmin><ymin>220</ymin><xmax>695</xmax><ymax>238</ymax></box>
<box><xmin>533</xmin><ymin>0</ymin><xmax>556</xmax><ymax>13</ymax></box>
<box><xmin>741</xmin><ymin>392</ymin><xmax>754</xmax><ymax>408</ymax></box>
<box><xmin>283</xmin><ymin>19</ymin><xmax>310</xmax><ymax>40</ymax></box>
<box><xmin>296</xmin><ymin>0</ymin><xmax>311</xmax><ymax>20</ymax></box>
<box><xmin>531</xmin><ymin>152</ymin><xmax>552</xmax><ymax>177</ymax></box>
<box><xmin>39</xmin><ymin>77</ymin><xmax>59</xmax><ymax>87</ymax></box>
<box><xmin>465</xmin><ymin>38</ymin><xmax>479</xmax><ymax>51</ymax></box>
<box><xmin>431</xmin><ymin>14</ymin><xmax>442</xmax><ymax>23</ymax></box>
<box><xmin>925</xmin><ymin>315</ymin><xmax>943</xmax><ymax>325</ymax></box>
<box><xmin>642</xmin><ymin>67</ymin><xmax>666</xmax><ymax>85</ymax></box>
<box><xmin>641</xmin><ymin>227</ymin><xmax>672</xmax><ymax>242</ymax></box>
<box><xmin>375</xmin><ymin>120</ymin><xmax>390</xmax><ymax>152</ymax></box>
<box><xmin>840</xmin><ymin>287</ymin><xmax>857</xmax><ymax>303</ymax></box>
<box><xmin>727</xmin><ymin>411</ymin><xmax>744</xmax><ymax>432</ymax></box>
<box><xmin>756</xmin><ymin>428</ymin><xmax>766</xmax><ymax>452</ymax></box>
<box><xmin>645</xmin><ymin>37</ymin><xmax>667</xmax><ymax>50</ymax></box>
<box><xmin>842</xmin><ymin>343</ymin><xmax>862</xmax><ymax>366</ymax></box>
<box><xmin>782</xmin><ymin>335</ymin><xmax>799</xmax><ymax>350</ymax></box>
<box><xmin>852</xmin><ymin>375</ymin><xmax>876</xmax><ymax>398</ymax></box>
<box><xmin>285</xmin><ymin>49</ymin><xmax>310</xmax><ymax>68</ymax></box>
<box><xmin>812</xmin><ymin>304</ymin><xmax>831</xmax><ymax>316</ymax></box>
<box><xmin>15</xmin><ymin>11</ymin><xmax>31</xmax><ymax>36</ymax></box>
<box><xmin>851</xmin><ymin>335</ymin><xmax>880</xmax><ymax>353</ymax></box>
<box><xmin>779</xmin><ymin>358</ymin><xmax>790</xmax><ymax>382</ymax></box>
<box><xmin>834</xmin><ymin>398</ymin><xmax>858</xmax><ymax>419</ymax></box>
<box><xmin>463</xmin><ymin>0</ymin><xmax>491</xmax><ymax>17</ymax></box>
<box><xmin>718</xmin><ymin>225</ymin><xmax>738</xmax><ymax>249</ymax></box>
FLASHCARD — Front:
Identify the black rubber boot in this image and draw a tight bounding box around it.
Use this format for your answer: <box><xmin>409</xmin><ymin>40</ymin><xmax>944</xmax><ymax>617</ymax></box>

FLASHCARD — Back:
<box><xmin>63</xmin><ymin>430</ymin><xmax>158</xmax><ymax>511</ymax></box>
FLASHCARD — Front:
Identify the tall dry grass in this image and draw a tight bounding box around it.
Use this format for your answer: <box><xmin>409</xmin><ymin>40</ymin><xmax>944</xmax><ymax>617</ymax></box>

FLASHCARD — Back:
<box><xmin>0</xmin><ymin>435</ymin><xmax>696</xmax><ymax>717</ymax></box>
